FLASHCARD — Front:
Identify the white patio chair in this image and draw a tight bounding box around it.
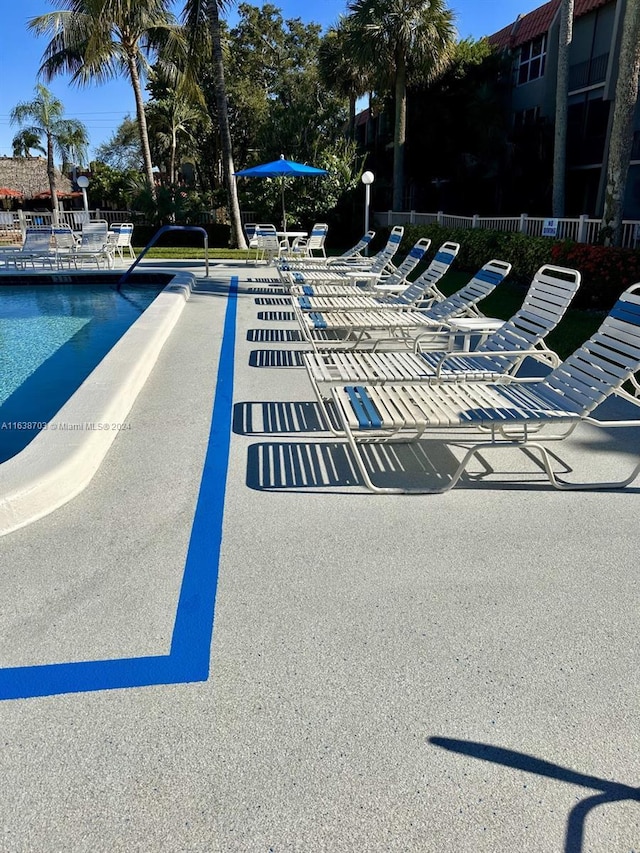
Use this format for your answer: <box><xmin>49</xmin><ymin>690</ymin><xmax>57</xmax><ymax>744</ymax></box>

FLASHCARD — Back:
<box><xmin>329</xmin><ymin>283</ymin><xmax>640</xmax><ymax>493</ymax></box>
<box><xmin>51</xmin><ymin>225</ymin><xmax>80</xmax><ymax>268</ymax></box>
<box><xmin>289</xmin><ymin>223</ymin><xmax>328</xmax><ymax>259</ymax></box>
<box><xmin>294</xmin><ymin>259</ymin><xmax>511</xmax><ymax>351</ymax></box>
<box><xmin>244</xmin><ymin>222</ymin><xmax>259</xmax><ymax>264</ymax></box>
<box><xmin>255</xmin><ymin>224</ymin><xmax>287</xmax><ymax>264</ymax></box>
<box><xmin>72</xmin><ymin>220</ymin><xmax>114</xmax><ymax>268</ymax></box>
<box><xmin>108</xmin><ymin>223</ymin><xmax>136</xmax><ymax>261</ymax></box>
<box><xmin>303</xmin><ymin>265</ymin><xmax>581</xmax><ymax>421</ymax></box>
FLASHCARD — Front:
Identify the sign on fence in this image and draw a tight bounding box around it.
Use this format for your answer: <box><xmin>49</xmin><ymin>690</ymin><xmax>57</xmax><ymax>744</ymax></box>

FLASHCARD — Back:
<box><xmin>542</xmin><ymin>218</ymin><xmax>559</xmax><ymax>237</ymax></box>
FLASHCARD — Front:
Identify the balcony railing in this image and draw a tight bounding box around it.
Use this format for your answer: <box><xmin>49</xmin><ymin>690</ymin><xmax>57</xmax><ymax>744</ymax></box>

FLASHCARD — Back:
<box><xmin>568</xmin><ymin>52</ymin><xmax>609</xmax><ymax>90</ymax></box>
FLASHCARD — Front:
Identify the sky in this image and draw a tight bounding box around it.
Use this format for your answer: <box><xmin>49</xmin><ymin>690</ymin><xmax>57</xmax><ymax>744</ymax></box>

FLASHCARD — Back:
<box><xmin>0</xmin><ymin>0</ymin><xmax>547</xmax><ymax>160</ymax></box>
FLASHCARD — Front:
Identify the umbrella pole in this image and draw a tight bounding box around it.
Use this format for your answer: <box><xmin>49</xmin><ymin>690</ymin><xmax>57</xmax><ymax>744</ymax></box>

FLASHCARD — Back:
<box><xmin>281</xmin><ymin>178</ymin><xmax>287</xmax><ymax>233</ymax></box>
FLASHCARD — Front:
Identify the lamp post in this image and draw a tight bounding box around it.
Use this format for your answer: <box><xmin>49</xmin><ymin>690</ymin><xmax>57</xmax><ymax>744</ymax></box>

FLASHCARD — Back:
<box><xmin>77</xmin><ymin>175</ymin><xmax>89</xmax><ymax>216</ymax></box>
<box><xmin>361</xmin><ymin>171</ymin><xmax>374</xmax><ymax>238</ymax></box>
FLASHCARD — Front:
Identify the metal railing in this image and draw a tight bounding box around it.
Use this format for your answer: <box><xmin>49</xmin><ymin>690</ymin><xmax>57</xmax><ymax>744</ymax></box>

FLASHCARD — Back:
<box><xmin>374</xmin><ymin>209</ymin><xmax>640</xmax><ymax>249</ymax></box>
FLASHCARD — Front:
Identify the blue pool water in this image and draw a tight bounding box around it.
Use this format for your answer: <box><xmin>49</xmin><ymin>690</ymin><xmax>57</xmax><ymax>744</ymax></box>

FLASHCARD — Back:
<box><xmin>0</xmin><ymin>281</ymin><xmax>166</xmax><ymax>463</ymax></box>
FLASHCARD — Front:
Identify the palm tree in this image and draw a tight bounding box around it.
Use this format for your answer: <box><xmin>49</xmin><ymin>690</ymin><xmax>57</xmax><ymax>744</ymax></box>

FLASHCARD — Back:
<box><xmin>28</xmin><ymin>0</ymin><xmax>185</xmax><ymax>194</ymax></box>
<box><xmin>602</xmin><ymin>0</ymin><xmax>640</xmax><ymax>246</ymax></box>
<box><xmin>183</xmin><ymin>0</ymin><xmax>246</xmax><ymax>248</ymax></box>
<box><xmin>318</xmin><ymin>20</ymin><xmax>371</xmax><ymax>140</ymax></box>
<box><xmin>147</xmin><ymin>92</ymin><xmax>209</xmax><ymax>184</ymax></box>
<box><xmin>10</xmin><ymin>83</ymin><xmax>88</xmax><ymax>218</ymax></box>
<box><xmin>347</xmin><ymin>0</ymin><xmax>456</xmax><ymax>210</ymax></box>
<box><xmin>552</xmin><ymin>0</ymin><xmax>574</xmax><ymax>217</ymax></box>
<box><xmin>12</xmin><ymin>129</ymin><xmax>46</xmax><ymax>158</ymax></box>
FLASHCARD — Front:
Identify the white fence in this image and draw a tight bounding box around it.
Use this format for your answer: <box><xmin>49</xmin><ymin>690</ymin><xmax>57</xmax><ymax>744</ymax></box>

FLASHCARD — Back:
<box><xmin>374</xmin><ymin>210</ymin><xmax>640</xmax><ymax>250</ymax></box>
<box><xmin>0</xmin><ymin>209</ymin><xmax>136</xmax><ymax>242</ymax></box>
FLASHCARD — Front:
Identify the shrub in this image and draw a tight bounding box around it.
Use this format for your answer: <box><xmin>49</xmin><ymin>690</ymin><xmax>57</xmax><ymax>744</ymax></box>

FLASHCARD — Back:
<box><xmin>396</xmin><ymin>223</ymin><xmax>640</xmax><ymax>310</ymax></box>
<box><xmin>550</xmin><ymin>241</ymin><xmax>640</xmax><ymax>310</ymax></box>
<box><xmin>131</xmin><ymin>222</ymin><xmax>231</xmax><ymax>250</ymax></box>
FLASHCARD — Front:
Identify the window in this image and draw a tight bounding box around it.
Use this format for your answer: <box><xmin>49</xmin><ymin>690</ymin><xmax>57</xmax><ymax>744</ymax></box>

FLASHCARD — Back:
<box><xmin>514</xmin><ymin>106</ymin><xmax>541</xmax><ymax>129</ymax></box>
<box><xmin>515</xmin><ymin>35</ymin><xmax>547</xmax><ymax>85</ymax></box>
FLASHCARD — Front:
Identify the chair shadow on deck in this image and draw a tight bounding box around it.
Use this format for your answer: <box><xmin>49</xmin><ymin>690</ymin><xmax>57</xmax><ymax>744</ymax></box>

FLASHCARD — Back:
<box><xmin>254</xmin><ymin>296</ymin><xmax>291</xmax><ymax>306</ymax></box>
<box><xmin>246</xmin><ymin>328</ymin><xmax>303</xmax><ymax>343</ymax></box>
<box><xmin>234</xmin><ymin>401</ymin><xmax>328</xmax><ymax>435</ymax></box>
<box><xmin>244</xmin><ymin>439</ymin><xmax>504</xmax><ymax>492</ymax></box>
<box><xmin>256</xmin><ymin>310</ymin><xmax>296</xmax><ymax>321</ymax></box>
<box><xmin>248</xmin><ymin>349</ymin><xmax>306</xmax><ymax>368</ymax></box>
<box><xmin>430</xmin><ymin>737</ymin><xmax>640</xmax><ymax>853</ymax></box>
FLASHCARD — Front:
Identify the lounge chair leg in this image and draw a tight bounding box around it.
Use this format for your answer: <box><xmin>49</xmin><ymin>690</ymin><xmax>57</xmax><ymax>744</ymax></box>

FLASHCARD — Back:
<box><xmin>526</xmin><ymin>443</ymin><xmax>640</xmax><ymax>490</ymax></box>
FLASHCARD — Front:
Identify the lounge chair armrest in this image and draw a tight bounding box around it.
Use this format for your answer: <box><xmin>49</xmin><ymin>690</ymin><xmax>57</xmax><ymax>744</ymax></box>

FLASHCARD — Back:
<box><xmin>430</xmin><ymin>348</ymin><xmax>561</xmax><ymax>381</ymax></box>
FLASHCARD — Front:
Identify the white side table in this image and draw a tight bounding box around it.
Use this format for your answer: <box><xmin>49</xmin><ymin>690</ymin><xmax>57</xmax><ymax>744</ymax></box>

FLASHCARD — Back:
<box><xmin>447</xmin><ymin>317</ymin><xmax>505</xmax><ymax>351</ymax></box>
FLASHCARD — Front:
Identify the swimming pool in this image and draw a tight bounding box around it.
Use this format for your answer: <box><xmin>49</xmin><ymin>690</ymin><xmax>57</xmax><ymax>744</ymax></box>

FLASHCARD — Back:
<box><xmin>0</xmin><ymin>270</ymin><xmax>194</xmax><ymax>535</ymax></box>
<box><xmin>0</xmin><ymin>278</ymin><xmax>167</xmax><ymax>463</ymax></box>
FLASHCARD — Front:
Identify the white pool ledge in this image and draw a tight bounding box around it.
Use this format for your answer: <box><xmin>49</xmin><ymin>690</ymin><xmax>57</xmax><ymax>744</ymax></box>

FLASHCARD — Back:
<box><xmin>0</xmin><ymin>272</ymin><xmax>194</xmax><ymax>536</ymax></box>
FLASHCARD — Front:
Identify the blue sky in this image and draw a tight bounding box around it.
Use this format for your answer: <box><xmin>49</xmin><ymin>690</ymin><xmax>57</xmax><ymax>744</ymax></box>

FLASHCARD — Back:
<box><xmin>0</xmin><ymin>0</ymin><xmax>545</xmax><ymax>160</ymax></box>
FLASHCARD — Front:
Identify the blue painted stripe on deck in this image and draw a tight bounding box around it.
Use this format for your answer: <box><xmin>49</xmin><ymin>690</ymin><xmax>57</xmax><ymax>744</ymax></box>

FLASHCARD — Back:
<box><xmin>0</xmin><ymin>276</ymin><xmax>239</xmax><ymax>701</ymax></box>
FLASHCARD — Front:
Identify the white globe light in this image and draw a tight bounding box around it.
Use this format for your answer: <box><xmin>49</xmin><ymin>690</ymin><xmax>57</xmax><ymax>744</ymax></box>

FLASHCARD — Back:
<box><xmin>76</xmin><ymin>176</ymin><xmax>90</xmax><ymax>188</ymax></box>
<box><xmin>361</xmin><ymin>171</ymin><xmax>374</xmax><ymax>185</ymax></box>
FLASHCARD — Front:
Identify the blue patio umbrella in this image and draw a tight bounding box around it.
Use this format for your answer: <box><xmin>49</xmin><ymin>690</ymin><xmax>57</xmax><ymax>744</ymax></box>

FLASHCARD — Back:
<box><xmin>234</xmin><ymin>155</ymin><xmax>328</xmax><ymax>231</ymax></box>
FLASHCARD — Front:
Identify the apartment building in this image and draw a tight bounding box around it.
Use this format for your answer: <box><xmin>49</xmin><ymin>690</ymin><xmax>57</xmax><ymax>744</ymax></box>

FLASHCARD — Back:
<box><xmin>489</xmin><ymin>0</ymin><xmax>640</xmax><ymax>217</ymax></box>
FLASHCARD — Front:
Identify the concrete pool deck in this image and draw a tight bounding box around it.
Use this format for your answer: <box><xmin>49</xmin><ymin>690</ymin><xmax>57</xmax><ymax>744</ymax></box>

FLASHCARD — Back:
<box><xmin>0</xmin><ymin>259</ymin><xmax>638</xmax><ymax>851</ymax></box>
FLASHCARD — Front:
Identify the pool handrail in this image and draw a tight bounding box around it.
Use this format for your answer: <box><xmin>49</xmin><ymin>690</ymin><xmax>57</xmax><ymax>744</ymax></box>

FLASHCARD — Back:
<box><xmin>117</xmin><ymin>225</ymin><xmax>209</xmax><ymax>289</ymax></box>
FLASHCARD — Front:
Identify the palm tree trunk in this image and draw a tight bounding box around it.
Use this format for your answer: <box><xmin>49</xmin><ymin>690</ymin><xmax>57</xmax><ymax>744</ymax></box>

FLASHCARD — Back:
<box><xmin>348</xmin><ymin>94</ymin><xmax>356</xmax><ymax>140</ymax></box>
<box><xmin>127</xmin><ymin>53</ymin><xmax>157</xmax><ymax>193</ymax></box>
<box><xmin>207</xmin><ymin>0</ymin><xmax>246</xmax><ymax>249</ymax></box>
<box><xmin>602</xmin><ymin>0</ymin><xmax>640</xmax><ymax>246</ymax></box>
<box><xmin>553</xmin><ymin>0</ymin><xmax>574</xmax><ymax>217</ymax></box>
<box><xmin>46</xmin><ymin>131</ymin><xmax>59</xmax><ymax>222</ymax></box>
<box><xmin>170</xmin><ymin>127</ymin><xmax>177</xmax><ymax>186</ymax></box>
<box><xmin>392</xmin><ymin>56</ymin><xmax>407</xmax><ymax>211</ymax></box>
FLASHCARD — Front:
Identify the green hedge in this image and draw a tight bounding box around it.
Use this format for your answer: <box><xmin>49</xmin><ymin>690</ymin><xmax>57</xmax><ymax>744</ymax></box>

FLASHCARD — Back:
<box><xmin>392</xmin><ymin>223</ymin><xmax>640</xmax><ymax>311</ymax></box>
<box><xmin>131</xmin><ymin>222</ymin><xmax>231</xmax><ymax>249</ymax></box>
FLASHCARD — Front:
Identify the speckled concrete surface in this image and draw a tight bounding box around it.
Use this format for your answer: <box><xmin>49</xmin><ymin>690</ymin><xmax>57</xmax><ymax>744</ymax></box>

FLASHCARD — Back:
<box><xmin>0</xmin><ymin>260</ymin><xmax>638</xmax><ymax>852</ymax></box>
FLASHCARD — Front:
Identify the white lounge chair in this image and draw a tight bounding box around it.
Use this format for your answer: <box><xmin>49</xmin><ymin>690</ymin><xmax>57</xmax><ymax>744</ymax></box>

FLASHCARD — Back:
<box><xmin>303</xmin><ymin>265</ymin><xmax>581</xmax><ymax>413</ymax></box>
<box><xmin>293</xmin><ymin>237</ymin><xmax>431</xmax><ymax>309</ymax></box>
<box><xmin>277</xmin><ymin>230</ymin><xmax>375</xmax><ymax>269</ymax></box>
<box><xmin>2</xmin><ymin>227</ymin><xmax>55</xmax><ymax>269</ymax></box>
<box><xmin>330</xmin><ymin>283</ymin><xmax>640</xmax><ymax>493</ymax></box>
<box><xmin>279</xmin><ymin>226</ymin><xmax>404</xmax><ymax>284</ymax></box>
<box><xmin>292</xmin><ymin>240</ymin><xmax>459</xmax><ymax>307</ymax></box>
<box><xmin>294</xmin><ymin>259</ymin><xmax>511</xmax><ymax>351</ymax></box>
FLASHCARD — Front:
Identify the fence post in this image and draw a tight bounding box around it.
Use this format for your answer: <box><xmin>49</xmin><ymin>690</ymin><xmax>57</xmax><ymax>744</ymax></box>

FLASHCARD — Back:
<box><xmin>472</xmin><ymin>214</ymin><xmax>479</xmax><ymax>229</ymax></box>
<box><xmin>410</xmin><ymin>210</ymin><xmax>416</xmax><ymax>225</ymax></box>
<box><xmin>437</xmin><ymin>210</ymin><xmax>444</xmax><ymax>225</ymax></box>
<box><xmin>519</xmin><ymin>213</ymin><xmax>528</xmax><ymax>234</ymax></box>
<box><xmin>577</xmin><ymin>214</ymin><xmax>589</xmax><ymax>243</ymax></box>
<box><xmin>387</xmin><ymin>210</ymin><xmax>393</xmax><ymax>226</ymax></box>
<box><xmin>17</xmin><ymin>210</ymin><xmax>26</xmax><ymax>237</ymax></box>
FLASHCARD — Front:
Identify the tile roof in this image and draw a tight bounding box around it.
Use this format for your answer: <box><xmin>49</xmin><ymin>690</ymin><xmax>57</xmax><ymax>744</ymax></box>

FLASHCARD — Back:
<box><xmin>488</xmin><ymin>0</ymin><xmax>613</xmax><ymax>50</ymax></box>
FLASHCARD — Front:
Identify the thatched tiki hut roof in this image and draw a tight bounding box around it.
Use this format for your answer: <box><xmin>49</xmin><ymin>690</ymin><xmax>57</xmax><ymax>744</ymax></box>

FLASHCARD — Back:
<box><xmin>0</xmin><ymin>156</ymin><xmax>74</xmax><ymax>200</ymax></box>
